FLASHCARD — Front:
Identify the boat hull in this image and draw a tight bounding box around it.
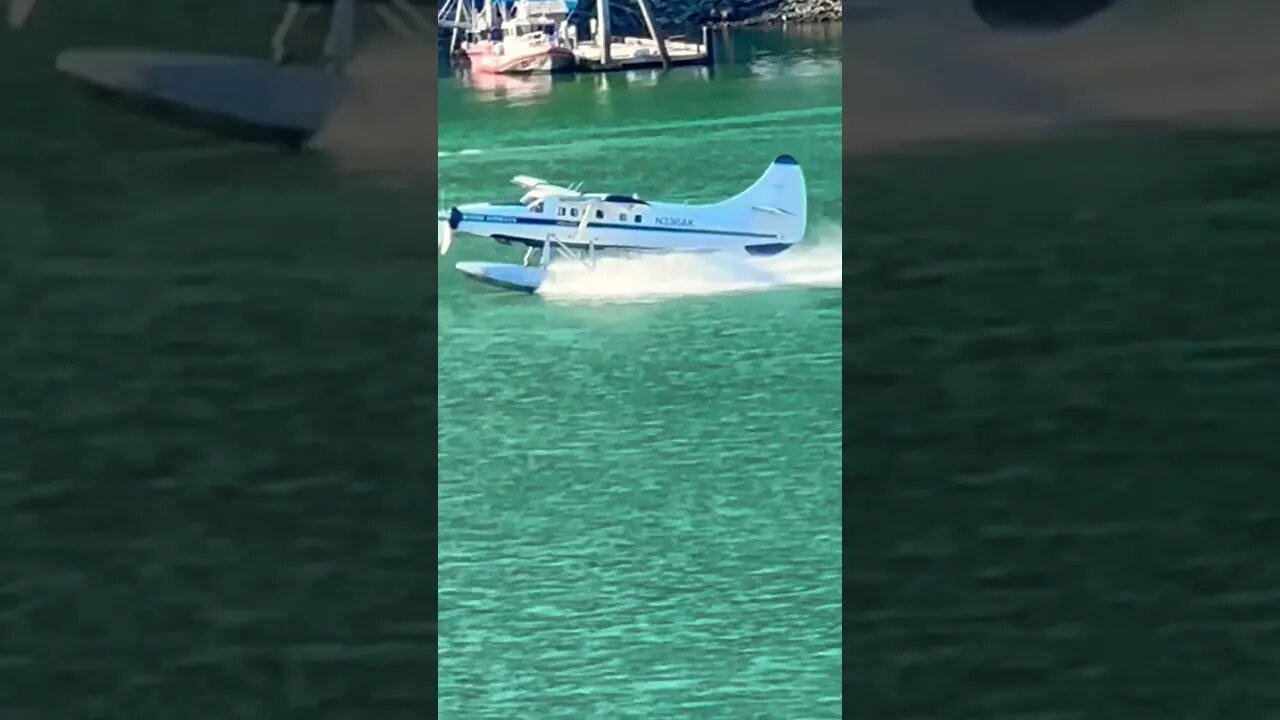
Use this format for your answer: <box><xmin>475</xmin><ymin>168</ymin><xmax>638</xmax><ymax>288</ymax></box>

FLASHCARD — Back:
<box><xmin>463</xmin><ymin>46</ymin><xmax>576</xmax><ymax>75</ymax></box>
<box><xmin>455</xmin><ymin>262</ymin><xmax>547</xmax><ymax>293</ymax></box>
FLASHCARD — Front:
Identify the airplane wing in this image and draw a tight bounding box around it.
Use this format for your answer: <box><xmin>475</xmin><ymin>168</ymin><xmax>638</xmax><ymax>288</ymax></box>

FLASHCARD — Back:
<box><xmin>512</xmin><ymin>175</ymin><xmax>583</xmax><ymax>202</ymax></box>
<box><xmin>511</xmin><ymin>175</ymin><xmax>551</xmax><ymax>191</ymax></box>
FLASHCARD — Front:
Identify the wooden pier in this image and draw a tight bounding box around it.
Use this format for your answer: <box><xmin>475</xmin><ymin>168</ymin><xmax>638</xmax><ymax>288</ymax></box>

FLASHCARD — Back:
<box><xmin>571</xmin><ymin>0</ymin><xmax>713</xmax><ymax>72</ymax></box>
<box><xmin>443</xmin><ymin>0</ymin><xmax>714</xmax><ymax>75</ymax></box>
<box><xmin>572</xmin><ymin>25</ymin><xmax>713</xmax><ymax>72</ymax></box>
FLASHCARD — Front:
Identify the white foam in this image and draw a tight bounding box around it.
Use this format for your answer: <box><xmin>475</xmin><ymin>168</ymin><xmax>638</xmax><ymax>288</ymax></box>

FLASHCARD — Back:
<box><xmin>536</xmin><ymin>224</ymin><xmax>843</xmax><ymax>304</ymax></box>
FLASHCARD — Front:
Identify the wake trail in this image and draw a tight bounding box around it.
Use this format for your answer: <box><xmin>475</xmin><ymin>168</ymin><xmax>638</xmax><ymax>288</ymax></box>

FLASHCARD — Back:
<box><xmin>536</xmin><ymin>224</ymin><xmax>843</xmax><ymax>304</ymax></box>
<box><xmin>438</xmin><ymin>123</ymin><xmax>839</xmax><ymax>163</ymax></box>
<box><xmin>439</xmin><ymin>106</ymin><xmax>841</xmax><ymax>158</ymax></box>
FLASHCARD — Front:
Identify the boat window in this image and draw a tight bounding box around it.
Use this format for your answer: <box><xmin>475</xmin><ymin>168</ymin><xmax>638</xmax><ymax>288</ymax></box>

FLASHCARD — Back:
<box><xmin>619</xmin><ymin>213</ymin><xmax>628</xmax><ymax>222</ymax></box>
<box><xmin>571</xmin><ymin>208</ymin><xmax>579</xmax><ymax>217</ymax></box>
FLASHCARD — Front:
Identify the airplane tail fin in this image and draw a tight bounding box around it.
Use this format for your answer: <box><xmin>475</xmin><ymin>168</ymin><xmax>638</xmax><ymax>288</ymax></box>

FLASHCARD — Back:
<box><xmin>717</xmin><ymin>155</ymin><xmax>808</xmax><ymax>246</ymax></box>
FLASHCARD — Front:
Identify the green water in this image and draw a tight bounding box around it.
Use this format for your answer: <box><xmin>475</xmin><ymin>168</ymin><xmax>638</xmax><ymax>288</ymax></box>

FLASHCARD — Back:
<box><xmin>847</xmin><ymin>129</ymin><xmax>1280</xmax><ymax>716</ymax></box>
<box><xmin>3</xmin><ymin>8</ymin><xmax>436</xmax><ymax>718</ymax></box>
<box><xmin>10</xmin><ymin>6</ymin><xmax>1280</xmax><ymax>717</ymax></box>
<box><xmin>438</xmin><ymin>26</ymin><xmax>844</xmax><ymax>718</ymax></box>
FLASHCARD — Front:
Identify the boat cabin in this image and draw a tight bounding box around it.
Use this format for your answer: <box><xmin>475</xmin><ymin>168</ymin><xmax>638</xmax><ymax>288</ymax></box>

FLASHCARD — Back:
<box><xmin>466</xmin><ymin>0</ymin><xmax>571</xmax><ymax>44</ymax></box>
<box><xmin>513</xmin><ymin>0</ymin><xmax>573</xmax><ymax>24</ymax></box>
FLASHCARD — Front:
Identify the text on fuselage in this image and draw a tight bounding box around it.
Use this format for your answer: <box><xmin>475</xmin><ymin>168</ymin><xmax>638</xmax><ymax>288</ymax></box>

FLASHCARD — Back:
<box><xmin>655</xmin><ymin>217</ymin><xmax>694</xmax><ymax>227</ymax></box>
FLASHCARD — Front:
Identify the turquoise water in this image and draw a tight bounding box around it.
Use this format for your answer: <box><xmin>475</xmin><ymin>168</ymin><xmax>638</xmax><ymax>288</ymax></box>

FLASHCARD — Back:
<box><xmin>8</xmin><ymin>3</ymin><xmax>1280</xmax><ymax>717</ymax></box>
<box><xmin>438</xmin><ymin>26</ymin><xmax>844</xmax><ymax>717</ymax></box>
<box><xmin>845</xmin><ymin>128</ymin><xmax>1280</xmax><ymax>717</ymax></box>
<box><xmin>2</xmin><ymin>7</ymin><xmax>436</xmax><ymax>717</ymax></box>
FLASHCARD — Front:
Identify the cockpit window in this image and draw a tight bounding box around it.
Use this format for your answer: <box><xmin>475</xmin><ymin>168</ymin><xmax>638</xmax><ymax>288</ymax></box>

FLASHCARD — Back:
<box><xmin>531</xmin><ymin>201</ymin><xmax>544</xmax><ymax>213</ymax></box>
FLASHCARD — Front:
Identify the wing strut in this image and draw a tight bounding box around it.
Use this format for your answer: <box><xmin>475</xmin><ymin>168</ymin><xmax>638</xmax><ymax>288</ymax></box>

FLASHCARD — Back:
<box><xmin>573</xmin><ymin>199</ymin><xmax>599</xmax><ymax>268</ymax></box>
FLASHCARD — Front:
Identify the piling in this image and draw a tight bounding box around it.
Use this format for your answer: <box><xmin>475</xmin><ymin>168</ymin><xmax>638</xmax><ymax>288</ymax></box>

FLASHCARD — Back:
<box><xmin>635</xmin><ymin>0</ymin><xmax>670</xmax><ymax>68</ymax></box>
<box><xmin>596</xmin><ymin>0</ymin><xmax>613</xmax><ymax>65</ymax></box>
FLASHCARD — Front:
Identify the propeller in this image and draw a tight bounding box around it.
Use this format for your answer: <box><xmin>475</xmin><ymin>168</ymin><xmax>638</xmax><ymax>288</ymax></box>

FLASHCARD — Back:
<box><xmin>438</xmin><ymin>207</ymin><xmax>462</xmax><ymax>256</ymax></box>
<box><xmin>438</xmin><ymin>219</ymin><xmax>453</xmax><ymax>255</ymax></box>
<box><xmin>8</xmin><ymin>0</ymin><xmax>38</xmax><ymax>28</ymax></box>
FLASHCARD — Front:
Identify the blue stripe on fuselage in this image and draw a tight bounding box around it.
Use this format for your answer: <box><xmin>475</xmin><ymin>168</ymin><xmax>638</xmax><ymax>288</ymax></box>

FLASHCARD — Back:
<box><xmin>460</xmin><ymin>213</ymin><xmax>778</xmax><ymax>239</ymax></box>
<box><xmin>491</xmin><ymin>234</ymin><xmax>794</xmax><ymax>257</ymax></box>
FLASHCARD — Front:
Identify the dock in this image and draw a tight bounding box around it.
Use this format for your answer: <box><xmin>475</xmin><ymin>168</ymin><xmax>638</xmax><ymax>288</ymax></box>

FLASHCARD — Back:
<box><xmin>442</xmin><ymin>0</ymin><xmax>714</xmax><ymax>75</ymax></box>
<box><xmin>572</xmin><ymin>26</ymin><xmax>713</xmax><ymax>72</ymax></box>
<box><xmin>571</xmin><ymin>0</ymin><xmax>712</xmax><ymax>72</ymax></box>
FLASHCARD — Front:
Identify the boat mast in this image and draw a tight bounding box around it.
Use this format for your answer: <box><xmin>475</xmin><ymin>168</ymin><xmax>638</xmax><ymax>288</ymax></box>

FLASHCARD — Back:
<box><xmin>450</xmin><ymin>0</ymin><xmax>465</xmax><ymax>50</ymax></box>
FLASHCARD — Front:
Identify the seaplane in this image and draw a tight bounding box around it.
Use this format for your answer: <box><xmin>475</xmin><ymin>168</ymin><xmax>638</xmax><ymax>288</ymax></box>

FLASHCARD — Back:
<box><xmin>437</xmin><ymin>154</ymin><xmax>806</xmax><ymax>293</ymax></box>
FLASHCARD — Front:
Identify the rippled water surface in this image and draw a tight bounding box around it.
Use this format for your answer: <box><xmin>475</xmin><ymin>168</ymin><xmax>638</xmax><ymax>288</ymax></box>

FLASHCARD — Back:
<box><xmin>842</xmin><ymin>5</ymin><xmax>1280</xmax><ymax>711</ymax></box>
<box><xmin>3</xmin><ymin>6</ymin><xmax>435</xmax><ymax>717</ymax></box>
<box><xmin>438</xmin><ymin>25</ymin><xmax>844</xmax><ymax>718</ymax></box>
<box><xmin>846</xmin><ymin>129</ymin><xmax>1280</xmax><ymax>715</ymax></box>
<box><xmin>15</xmin><ymin>3</ymin><xmax>1280</xmax><ymax>716</ymax></box>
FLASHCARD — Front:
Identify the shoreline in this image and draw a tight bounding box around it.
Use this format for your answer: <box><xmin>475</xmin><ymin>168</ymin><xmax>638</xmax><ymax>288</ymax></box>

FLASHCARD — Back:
<box><xmin>698</xmin><ymin>0</ymin><xmax>845</xmax><ymax>29</ymax></box>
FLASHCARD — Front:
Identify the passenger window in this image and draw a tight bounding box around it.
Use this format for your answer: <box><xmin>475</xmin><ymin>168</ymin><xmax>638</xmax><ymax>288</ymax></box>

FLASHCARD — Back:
<box><xmin>619</xmin><ymin>213</ymin><xmax>627</xmax><ymax>222</ymax></box>
<box><xmin>595</xmin><ymin>210</ymin><xmax>604</xmax><ymax>219</ymax></box>
<box><xmin>557</xmin><ymin>207</ymin><xmax>565</xmax><ymax>216</ymax></box>
<box><xmin>571</xmin><ymin>208</ymin><xmax>578</xmax><ymax>218</ymax></box>
<box><xmin>635</xmin><ymin>215</ymin><xmax>643</xmax><ymax>223</ymax></box>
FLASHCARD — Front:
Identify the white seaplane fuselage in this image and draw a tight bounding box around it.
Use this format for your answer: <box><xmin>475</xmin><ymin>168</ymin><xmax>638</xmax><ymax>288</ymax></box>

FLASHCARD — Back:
<box><xmin>438</xmin><ymin>154</ymin><xmax>807</xmax><ymax>293</ymax></box>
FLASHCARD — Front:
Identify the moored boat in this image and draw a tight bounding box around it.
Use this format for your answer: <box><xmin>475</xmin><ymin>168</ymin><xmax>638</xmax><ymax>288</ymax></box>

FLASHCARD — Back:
<box><xmin>452</xmin><ymin>0</ymin><xmax>580</xmax><ymax>75</ymax></box>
